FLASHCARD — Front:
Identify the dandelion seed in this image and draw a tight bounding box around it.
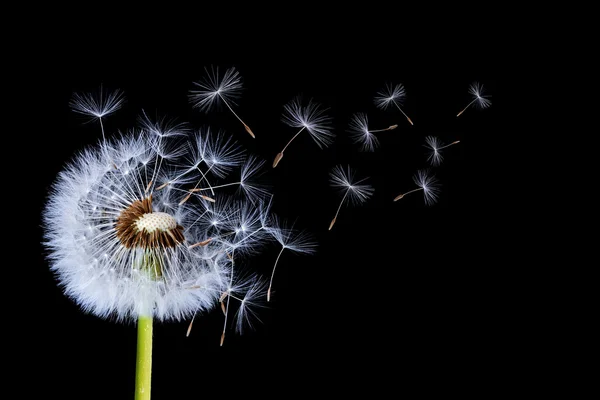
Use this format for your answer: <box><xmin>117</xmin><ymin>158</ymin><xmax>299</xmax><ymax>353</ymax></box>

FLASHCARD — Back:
<box><xmin>457</xmin><ymin>81</ymin><xmax>492</xmax><ymax>117</ymax></box>
<box><xmin>273</xmin><ymin>95</ymin><xmax>334</xmax><ymax>167</ymax></box>
<box><xmin>265</xmin><ymin>216</ymin><xmax>317</xmax><ymax>301</ymax></box>
<box><xmin>424</xmin><ymin>136</ymin><xmax>460</xmax><ymax>166</ymax></box>
<box><xmin>393</xmin><ymin>169</ymin><xmax>440</xmax><ymax>206</ymax></box>
<box><xmin>69</xmin><ymin>84</ymin><xmax>125</xmax><ymax>145</ymax></box>
<box><xmin>328</xmin><ymin>165</ymin><xmax>374</xmax><ymax>230</ymax></box>
<box><xmin>374</xmin><ymin>83</ymin><xmax>413</xmax><ymax>125</ymax></box>
<box><xmin>189</xmin><ymin>66</ymin><xmax>255</xmax><ymax>138</ymax></box>
<box><xmin>348</xmin><ymin>112</ymin><xmax>398</xmax><ymax>152</ymax></box>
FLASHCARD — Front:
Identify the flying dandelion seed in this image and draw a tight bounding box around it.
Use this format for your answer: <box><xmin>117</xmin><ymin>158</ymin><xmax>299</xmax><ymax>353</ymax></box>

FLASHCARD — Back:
<box><xmin>456</xmin><ymin>81</ymin><xmax>492</xmax><ymax>117</ymax></box>
<box><xmin>393</xmin><ymin>169</ymin><xmax>440</xmax><ymax>206</ymax></box>
<box><xmin>265</xmin><ymin>216</ymin><xmax>317</xmax><ymax>301</ymax></box>
<box><xmin>273</xmin><ymin>95</ymin><xmax>334</xmax><ymax>168</ymax></box>
<box><xmin>348</xmin><ymin>112</ymin><xmax>398</xmax><ymax>152</ymax></box>
<box><xmin>424</xmin><ymin>136</ymin><xmax>461</xmax><ymax>166</ymax></box>
<box><xmin>69</xmin><ymin>85</ymin><xmax>125</xmax><ymax>145</ymax></box>
<box><xmin>374</xmin><ymin>83</ymin><xmax>413</xmax><ymax>125</ymax></box>
<box><xmin>43</xmin><ymin>90</ymin><xmax>308</xmax><ymax>399</ymax></box>
<box><xmin>328</xmin><ymin>165</ymin><xmax>374</xmax><ymax>230</ymax></box>
<box><xmin>189</xmin><ymin>66</ymin><xmax>255</xmax><ymax>138</ymax></box>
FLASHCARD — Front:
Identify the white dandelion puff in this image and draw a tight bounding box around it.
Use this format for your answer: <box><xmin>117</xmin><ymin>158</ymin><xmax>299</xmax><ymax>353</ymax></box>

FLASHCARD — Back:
<box><xmin>424</xmin><ymin>136</ymin><xmax>460</xmax><ymax>166</ymax></box>
<box><xmin>43</xmin><ymin>122</ymin><xmax>276</xmax><ymax>325</ymax></box>
<box><xmin>47</xmin><ymin>87</ymin><xmax>315</xmax><ymax>398</ymax></box>
<box><xmin>273</xmin><ymin>95</ymin><xmax>334</xmax><ymax>168</ymax></box>
<box><xmin>265</xmin><ymin>216</ymin><xmax>317</xmax><ymax>301</ymax></box>
<box><xmin>189</xmin><ymin>66</ymin><xmax>255</xmax><ymax>138</ymax></box>
<box><xmin>393</xmin><ymin>169</ymin><xmax>440</xmax><ymax>206</ymax></box>
<box><xmin>69</xmin><ymin>85</ymin><xmax>125</xmax><ymax>144</ymax></box>
<box><xmin>457</xmin><ymin>81</ymin><xmax>492</xmax><ymax>117</ymax></box>
<box><xmin>328</xmin><ymin>165</ymin><xmax>374</xmax><ymax>230</ymax></box>
<box><xmin>348</xmin><ymin>112</ymin><xmax>398</xmax><ymax>152</ymax></box>
<box><xmin>374</xmin><ymin>83</ymin><xmax>413</xmax><ymax>125</ymax></box>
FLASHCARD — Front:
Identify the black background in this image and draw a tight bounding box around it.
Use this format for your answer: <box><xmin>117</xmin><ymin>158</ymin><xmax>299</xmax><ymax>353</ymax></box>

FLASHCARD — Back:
<box><xmin>21</xmin><ymin>21</ymin><xmax>494</xmax><ymax>400</ymax></box>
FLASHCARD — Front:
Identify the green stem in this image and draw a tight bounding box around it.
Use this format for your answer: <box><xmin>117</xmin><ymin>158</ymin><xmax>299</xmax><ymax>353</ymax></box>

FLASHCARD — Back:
<box><xmin>135</xmin><ymin>314</ymin><xmax>153</xmax><ymax>400</ymax></box>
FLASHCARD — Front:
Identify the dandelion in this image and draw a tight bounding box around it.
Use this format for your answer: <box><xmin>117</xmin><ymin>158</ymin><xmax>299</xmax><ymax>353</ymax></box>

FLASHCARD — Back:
<box><xmin>456</xmin><ymin>81</ymin><xmax>492</xmax><ymax>117</ymax></box>
<box><xmin>265</xmin><ymin>216</ymin><xmax>317</xmax><ymax>301</ymax></box>
<box><xmin>42</xmin><ymin>94</ymin><xmax>301</xmax><ymax>399</ymax></box>
<box><xmin>348</xmin><ymin>112</ymin><xmax>398</xmax><ymax>152</ymax></box>
<box><xmin>393</xmin><ymin>169</ymin><xmax>440</xmax><ymax>206</ymax></box>
<box><xmin>69</xmin><ymin>85</ymin><xmax>125</xmax><ymax>145</ymax></box>
<box><xmin>424</xmin><ymin>136</ymin><xmax>460</xmax><ymax>166</ymax></box>
<box><xmin>273</xmin><ymin>95</ymin><xmax>334</xmax><ymax>168</ymax></box>
<box><xmin>328</xmin><ymin>165</ymin><xmax>374</xmax><ymax>230</ymax></box>
<box><xmin>189</xmin><ymin>66</ymin><xmax>255</xmax><ymax>138</ymax></box>
<box><xmin>374</xmin><ymin>83</ymin><xmax>413</xmax><ymax>125</ymax></box>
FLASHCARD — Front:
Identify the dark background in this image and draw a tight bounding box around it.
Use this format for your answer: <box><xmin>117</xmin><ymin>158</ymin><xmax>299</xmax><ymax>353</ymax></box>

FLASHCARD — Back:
<box><xmin>21</xmin><ymin>25</ymin><xmax>494</xmax><ymax>399</ymax></box>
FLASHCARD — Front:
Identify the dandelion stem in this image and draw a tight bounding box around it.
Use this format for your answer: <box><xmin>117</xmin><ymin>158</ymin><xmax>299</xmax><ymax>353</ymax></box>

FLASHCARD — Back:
<box><xmin>457</xmin><ymin>99</ymin><xmax>476</xmax><ymax>117</ymax></box>
<box><xmin>273</xmin><ymin>126</ymin><xmax>306</xmax><ymax>168</ymax></box>
<box><xmin>438</xmin><ymin>140</ymin><xmax>460</xmax><ymax>150</ymax></box>
<box><xmin>393</xmin><ymin>187</ymin><xmax>422</xmax><ymax>201</ymax></box>
<box><xmin>192</xmin><ymin>181</ymin><xmax>241</xmax><ymax>191</ymax></box>
<box><xmin>219</xmin><ymin>94</ymin><xmax>255</xmax><ymax>138</ymax></box>
<box><xmin>393</xmin><ymin>101</ymin><xmax>413</xmax><ymax>125</ymax></box>
<box><xmin>369</xmin><ymin>124</ymin><xmax>398</xmax><ymax>134</ymax></box>
<box><xmin>329</xmin><ymin>190</ymin><xmax>349</xmax><ymax>230</ymax></box>
<box><xmin>267</xmin><ymin>247</ymin><xmax>286</xmax><ymax>302</ymax></box>
<box><xmin>281</xmin><ymin>126</ymin><xmax>306</xmax><ymax>154</ymax></box>
<box><xmin>135</xmin><ymin>314</ymin><xmax>153</xmax><ymax>400</ymax></box>
<box><xmin>99</xmin><ymin>117</ymin><xmax>107</xmax><ymax>145</ymax></box>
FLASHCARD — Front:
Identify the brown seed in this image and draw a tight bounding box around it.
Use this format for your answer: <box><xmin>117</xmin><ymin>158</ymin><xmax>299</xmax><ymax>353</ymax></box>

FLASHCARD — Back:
<box><xmin>328</xmin><ymin>216</ymin><xmax>337</xmax><ymax>231</ymax></box>
<box><xmin>179</xmin><ymin>192</ymin><xmax>193</xmax><ymax>205</ymax></box>
<box><xmin>273</xmin><ymin>152</ymin><xmax>284</xmax><ymax>168</ymax></box>
<box><xmin>244</xmin><ymin>124</ymin><xmax>255</xmax><ymax>138</ymax></box>
<box><xmin>188</xmin><ymin>238</ymin><xmax>212</xmax><ymax>248</ymax></box>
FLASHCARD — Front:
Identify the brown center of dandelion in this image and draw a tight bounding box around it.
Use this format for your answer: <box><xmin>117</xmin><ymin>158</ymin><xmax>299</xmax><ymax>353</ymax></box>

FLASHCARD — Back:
<box><xmin>115</xmin><ymin>195</ymin><xmax>185</xmax><ymax>248</ymax></box>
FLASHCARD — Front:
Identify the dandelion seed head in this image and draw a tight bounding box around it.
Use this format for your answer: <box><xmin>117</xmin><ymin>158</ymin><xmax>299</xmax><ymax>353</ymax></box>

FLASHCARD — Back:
<box><xmin>414</xmin><ymin>169</ymin><xmax>441</xmax><ymax>206</ymax></box>
<box><xmin>468</xmin><ymin>82</ymin><xmax>492</xmax><ymax>109</ymax></box>
<box><xmin>374</xmin><ymin>83</ymin><xmax>406</xmax><ymax>110</ymax></box>
<box><xmin>329</xmin><ymin>164</ymin><xmax>374</xmax><ymax>206</ymax></box>
<box><xmin>348</xmin><ymin>112</ymin><xmax>379</xmax><ymax>152</ymax></box>
<box><xmin>282</xmin><ymin>96</ymin><xmax>335</xmax><ymax>149</ymax></box>
<box><xmin>424</xmin><ymin>136</ymin><xmax>443</xmax><ymax>166</ymax></box>
<box><xmin>189</xmin><ymin>66</ymin><xmax>243</xmax><ymax>112</ymax></box>
<box><xmin>70</xmin><ymin>86</ymin><xmax>124</xmax><ymax>119</ymax></box>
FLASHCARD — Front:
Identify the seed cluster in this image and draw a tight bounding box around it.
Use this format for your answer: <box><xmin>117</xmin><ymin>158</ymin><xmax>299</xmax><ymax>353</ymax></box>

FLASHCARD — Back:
<box><xmin>115</xmin><ymin>195</ymin><xmax>184</xmax><ymax>249</ymax></box>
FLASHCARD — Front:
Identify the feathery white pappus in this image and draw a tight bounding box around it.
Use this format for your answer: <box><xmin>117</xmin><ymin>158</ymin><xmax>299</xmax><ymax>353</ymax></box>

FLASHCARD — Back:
<box><xmin>42</xmin><ymin>111</ymin><xmax>284</xmax><ymax>330</ymax></box>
